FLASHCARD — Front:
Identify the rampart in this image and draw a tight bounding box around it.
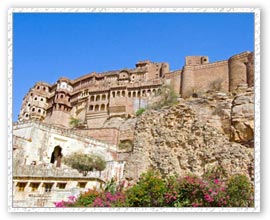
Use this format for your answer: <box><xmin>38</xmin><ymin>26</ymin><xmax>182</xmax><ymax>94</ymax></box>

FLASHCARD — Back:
<box><xmin>16</xmin><ymin>51</ymin><xmax>254</xmax><ymax>136</ymax></box>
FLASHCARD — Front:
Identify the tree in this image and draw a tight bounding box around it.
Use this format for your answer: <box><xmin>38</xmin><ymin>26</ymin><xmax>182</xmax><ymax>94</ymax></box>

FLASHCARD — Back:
<box><xmin>63</xmin><ymin>152</ymin><xmax>106</xmax><ymax>176</ymax></box>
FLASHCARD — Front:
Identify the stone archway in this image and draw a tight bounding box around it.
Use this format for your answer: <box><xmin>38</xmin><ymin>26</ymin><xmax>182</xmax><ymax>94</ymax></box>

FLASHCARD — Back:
<box><xmin>50</xmin><ymin>145</ymin><xmax>63</xmax><ymax>167</ymax></box>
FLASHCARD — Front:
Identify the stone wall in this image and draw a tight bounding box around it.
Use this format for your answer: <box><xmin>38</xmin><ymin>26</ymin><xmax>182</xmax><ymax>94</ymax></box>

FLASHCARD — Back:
<box><xmin>13</xmin><ymin>121</ymin><xmax>118</xmax><ymax>166</ymax></box>
<box><xmin>78</xmin><ymin>128</ymin><xmax>120</xmax><ymax>145</ymax></box>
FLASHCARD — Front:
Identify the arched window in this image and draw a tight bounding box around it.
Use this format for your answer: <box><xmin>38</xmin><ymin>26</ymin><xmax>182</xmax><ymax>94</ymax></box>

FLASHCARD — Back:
<box><xmin>112</xmin><ymin>92</ymin><xmax>115</xmax><ymax>98</ymax></box>
<box><xmin>102</xmin><ymin>94</ymin><xmax>106</xmax><ymax>100</ymax></box>
<box><xmin>101</xmin><ymin>104</ymin><xmax>105</xmax><ymax>111</ymax></box>
<box><xmin>37</xmin><ymin>86</ymin><xmax>40</xmax><ymax>90</ymax></box>
<box><xmin>32</xmin><ymin>108</ymin><xmax>35</xmax><ymax>112</ymax></box>
<box><xmin>90</xmin><ymin>96</ymin><xmax>95</xmax><ymax>101</ymax></box>
<box><xmin>38</xmin><ymin>109</ymin><xmax>41</xmax><ymax>113</ymax></box>
<box><xmin>117</xmin><ymin>91</ymin><xmax>120</xmax><ymax>97</ymax></box>
<box><xmin>95</xmin><ymin>105</ymin><xmax>99</xmax><ymax>111</ymax></box>
<box><xmin>50</xmin><ymin>145</ymin><xmax>63</xmax><ymax>168</ymax></box>
<box><xmin>40</xmin><ymin>98</ymin><xmax>43</xmax><ymax>101</ymax></box>
<box><xmin>122</xmin><ymin>91</ymin><xmax>125</xmax><ymax>97</ymax></box>
<box><xmin>147</xmin><ymin>89</ymin><xmax>151</xmax><ymax>96</ymax></box>
<box><xmin>89</xmin><ymin>105</ymin><xmax>94</xmax><ymax>111</ymax></box>
<box><xmin>138</xmin><ymin>91</ymin><xmax>141</xmax><ymax>97</ymax></box>
<box><xmin>133</xmin><ymin>91</ymin><xmax>136</xmax><ymax>97</ymax></box>
<box><xmin>96</xmin><ymin>95</ymin><xmax>100</xmax><ymax>101</ymax></box>
<box><xmin>128</xmin><ymin>92</ymin><xmax>131</xmax><ymax>98</ymax></box>
<box><xmin>60</xmin><ymin>94</ymin><xmax>64</xmax><ymax>99</ymax></box>
<box><xmin>34</xmin><ymin>97</ymin><xmax>37</xmax><ymax>101</ymax></box>
<box><xmin>142</xmin><ymin>90</ymin><xmax>146</xmax><ymax>96</ymax></box>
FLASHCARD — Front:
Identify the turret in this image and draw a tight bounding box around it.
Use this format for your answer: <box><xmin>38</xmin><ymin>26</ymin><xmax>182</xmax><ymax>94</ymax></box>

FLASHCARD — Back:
<box><xmin>18</xmin><ymin>82</ymin><xmax>50</xmax><ymax>122</ymax></box>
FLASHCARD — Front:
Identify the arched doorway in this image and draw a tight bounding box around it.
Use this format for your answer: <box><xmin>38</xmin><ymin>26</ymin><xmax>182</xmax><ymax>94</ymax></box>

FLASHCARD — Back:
<box><xmin>50</xmin><ymin>145</ymin><xmax>63</xmax><ymax>168</ymax></box>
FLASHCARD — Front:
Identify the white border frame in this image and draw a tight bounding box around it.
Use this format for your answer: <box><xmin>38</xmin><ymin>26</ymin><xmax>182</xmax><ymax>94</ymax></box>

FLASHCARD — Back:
<box><xmin>7</xmin><ymin>8</ymin><xmax>260</xmax><ymax>212</ymax></box>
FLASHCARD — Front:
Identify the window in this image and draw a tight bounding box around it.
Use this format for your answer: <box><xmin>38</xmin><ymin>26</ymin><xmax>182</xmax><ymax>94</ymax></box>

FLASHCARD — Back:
<box><xmin>95</xmin><ymin>105</ymin><xmax>99</xmax><ymax>111</ymax></box>
<box><xmin>117</xmin><ymin>91</ymin><xmax>120</xmax><ymax>97</ymax></box>
<box><xmin>38</xmin><ymin>109</ymin><xmax>41</xmax><ymax>113</ymax></box>
<box><xmin>78</xmin><ymin>182</ymin><xmax>87</xmax><ymax>188</ymax></box>
<box><xmin>32</xmin><ymin>108</ymin><xmax>35</xmax><ymax>112</ymax></box>
<box><xmin>102</xmin><ymin>94</ymin><xmax>106</xmax><ymax>100</ymax></box>
<box><xmin>56</xmin><ymin>183</ymin><xmax>67</xmax><ymax>189</ymax></box>
<box><xmin>89</xmin><ymin>105</ymin><xmax>94</xmax><ymax>111</ymax></box>
<box><xmin>17</xmin><ymin>182</ymin><xmax>27</xmax><ymax>192</ymax></box>
<box><xmin>34</xmin><ymin>97</ymin><xmax>37</xmax><ymax>100</ymax></box>
<box><xmin>30</xmin><ymin>182</ymin><xmax>40</xmax><ymax>192</ymax></box>
<box><xmin>37</xmin><ymin>86</ymin><xmax>40</xmax><ymax>90</ymax></box>
<box><xmin>60</xmin><ymin>94</ymin><xmax>64</xmax><ymax>99</ymax></box>
<box><xmin>122</xmin><ymin>91</ymin><xmax>125</xmax><ymax>97</ymax></box>
<box><xmin>40</xmin><ymin>98</ymin><xmax>43</xmax><ymax>101</ymax></box>
<box><xmin>90</xmin><ymin>96</ymin><xmax>95</xmax><ymax>101</ymax></box>
<box><xmin>96</xmin><ymin>95</ymin><xmax>100</xmax><ymax>101</ymax></box>
<box><xmin>112</xmin><ymin>92</ymin><xmax>115</xmax><ymax>98</ymax></box>
<box><xmin>43</xmin><ymin>183</ymin><xmax>53</xmax><ymax>193</ymax></box>
<box><xmin>101</xmin><ymin>104</ymin><xmax>105</xmax><ymax>111</ymax></box>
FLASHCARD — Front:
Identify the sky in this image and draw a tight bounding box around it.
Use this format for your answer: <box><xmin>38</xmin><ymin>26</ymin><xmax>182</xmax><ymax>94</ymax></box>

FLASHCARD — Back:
<box><xmin>12</xmin><ymin>12</ymin><xmax>254</xmax><ymax>122</ymax></box>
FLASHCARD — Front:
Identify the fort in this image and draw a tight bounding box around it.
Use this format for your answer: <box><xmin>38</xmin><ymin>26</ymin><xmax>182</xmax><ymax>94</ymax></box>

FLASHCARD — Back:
<box><xmin>13</xmin><ymin>51</ymin><xmax>255</xmax><ymax>207</ymax></box>
<box><xmin>17</xmin><ymin>51</ymin><xmax>254</xmax><ymax>144</ymax></box>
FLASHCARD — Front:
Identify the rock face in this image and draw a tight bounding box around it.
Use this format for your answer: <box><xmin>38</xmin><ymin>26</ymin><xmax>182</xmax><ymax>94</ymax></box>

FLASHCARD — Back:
<box><xmin>124</xmin><ymin>98</ymin><xmax>254</xmax><ymax>182</ymax></box>
<box><xmin>186</xmin><ymin>86</ymin><xmax>254</xmax><ymax>148</ymax></box>
<box><xmin>231</xmin><ymin>87</ymin><xmax>254</xmax><ymax>148</ymax></box>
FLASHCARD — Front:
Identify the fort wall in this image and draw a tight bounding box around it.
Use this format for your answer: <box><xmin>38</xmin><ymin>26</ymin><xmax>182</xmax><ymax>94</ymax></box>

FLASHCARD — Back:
<box><xmin>17</xmin><ymin>51</ymin><xmax>254</xmax><ymax>136</ymax></box>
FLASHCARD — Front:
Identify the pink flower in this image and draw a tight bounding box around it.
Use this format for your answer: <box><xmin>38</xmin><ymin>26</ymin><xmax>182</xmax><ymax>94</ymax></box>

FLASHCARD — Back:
<box><xmin>204</xmin><ymin>194</ymin><xmax>214</xmax><ymax>203</ymax></box>
<box><xmin>214</xmin><ymin>179</ymin><xmax>219</xmax><ymax>184</ymax></box>
<box><xmin>68</xmin><ymin>195</ymin><xmax>76</xmax><ymax>202</ymax></box>
<box><xmin>54</xmin><ymin>201</ymin><xmax>66</xmax><ymax>207</ymax></box>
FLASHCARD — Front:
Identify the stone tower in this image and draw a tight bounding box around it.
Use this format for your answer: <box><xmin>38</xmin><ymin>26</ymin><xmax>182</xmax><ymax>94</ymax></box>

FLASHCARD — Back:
<box><xmin>44</xmin><ymin>77</ymin><xmax>73</xmax><ymax>127</ymax></box>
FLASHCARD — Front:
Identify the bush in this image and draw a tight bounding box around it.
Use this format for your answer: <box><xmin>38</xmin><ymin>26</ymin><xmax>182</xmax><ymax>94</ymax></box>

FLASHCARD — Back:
<box><xmin>63</xmin><ymin>152</ymin><xmax>106</xmax><ymax>175</ymax></box>
<box><xmin>55</xmin><ymin>170</ymin><xmax>254</xmax><ymax>208</ymax></box>
<box><xmin>226</xmin><ymin>174</ymin><xmax>254</xmax><ymax>207</ymax></box>
<box><xmin>136</xmin><ymin>108</ymin><xmax>146</xmax><ymax>116</ymax></box>
<box><xmin>118</xmin><ymin>140</ymin><xmax>133</xmax><ymax>151</ymax></box>
<box><xmin>126</xmin><ymin>170</ymin><xmax>166</xmax><ymax>207</ymax></box>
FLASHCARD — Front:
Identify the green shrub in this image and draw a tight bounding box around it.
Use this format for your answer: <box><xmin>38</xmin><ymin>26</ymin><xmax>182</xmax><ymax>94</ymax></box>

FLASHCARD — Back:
<box><xmin>63</xmin><ymin>152</ymin><xmax>106</xmax><ymax>175</ymax></box>
<box><xmin>226</xmin><ymin>174</ymin><xmax>254</xmax><ymax>207</ymax></box>
<box><xmin>136</xmin><ymin>108</ymin><xmax>146</xmax><ymax>116</ymax></box>
<box><xmin>126</xmin><ymin>170</ymin><xmax>166</xmax><ymax>207</ymax></box>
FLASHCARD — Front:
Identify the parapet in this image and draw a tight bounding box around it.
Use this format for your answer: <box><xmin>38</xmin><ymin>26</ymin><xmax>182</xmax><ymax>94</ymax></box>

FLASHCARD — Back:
<box><xmin>185</xmin><ymin>56</ymin><xmax>209</xmax><ymax>66</ymax></box>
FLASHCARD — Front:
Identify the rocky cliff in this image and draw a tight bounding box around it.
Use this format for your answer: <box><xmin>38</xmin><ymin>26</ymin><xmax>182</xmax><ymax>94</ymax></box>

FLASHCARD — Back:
<box><xmin>124</xmin><ymin>86</ymin><xmax>254</xmax><ymax>181</ymax></box>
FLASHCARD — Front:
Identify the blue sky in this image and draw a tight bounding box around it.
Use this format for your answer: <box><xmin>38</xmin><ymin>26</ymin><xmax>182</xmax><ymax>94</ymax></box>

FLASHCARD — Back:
<box><xmin>13</xmin><ymin>12</ymin><xmax>254</xmax><ymax>121</ymax></box>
